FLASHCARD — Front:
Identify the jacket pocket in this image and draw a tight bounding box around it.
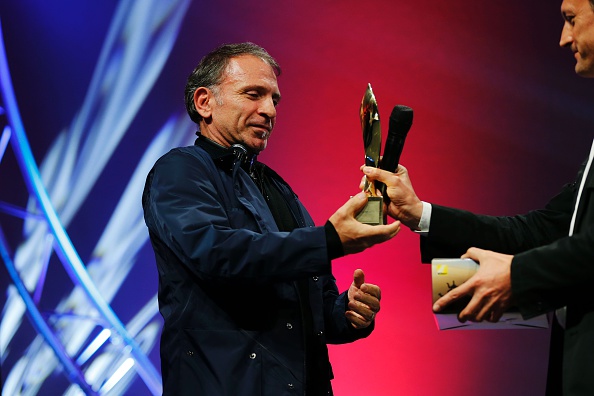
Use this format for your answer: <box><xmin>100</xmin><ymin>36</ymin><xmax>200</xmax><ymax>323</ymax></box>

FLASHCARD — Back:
<box><xmin>181</xmin><ymin>328</ymin><xmax>263</xmax><ymax>396</ymax></box>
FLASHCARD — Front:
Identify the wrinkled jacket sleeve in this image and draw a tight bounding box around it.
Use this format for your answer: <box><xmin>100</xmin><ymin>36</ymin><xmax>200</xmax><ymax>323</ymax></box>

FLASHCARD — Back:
<box><xmin>143</xmin><ymin>148</ymin><xmax>332</xmax><ymax>285</ymax></box>
<box><xmin>324</xmin><ymin>285</ymin><xmax>374</xmax><ymax>344</ymax></box>
<box><xmin>512</xmin><ymin>223</ymin><xmax>594</xmax><ymax>318</ymax></box>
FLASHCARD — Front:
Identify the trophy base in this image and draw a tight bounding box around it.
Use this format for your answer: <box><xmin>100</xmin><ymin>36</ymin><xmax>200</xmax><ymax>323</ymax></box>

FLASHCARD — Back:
<box><xmin>356</xmin><ymin>196</ymin><xmax>384</xmax><ymax>225</ymax></box>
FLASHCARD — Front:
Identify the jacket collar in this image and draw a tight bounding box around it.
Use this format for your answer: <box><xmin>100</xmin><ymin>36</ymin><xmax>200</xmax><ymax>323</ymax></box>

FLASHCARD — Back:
<box><xmin>194</xmin><ymin>132</ymin><xmax>257</xmax><ymax>174</ymax></box>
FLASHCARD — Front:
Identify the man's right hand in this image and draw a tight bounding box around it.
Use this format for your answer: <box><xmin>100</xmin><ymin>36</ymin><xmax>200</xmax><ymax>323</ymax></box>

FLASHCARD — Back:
<box><xmin>361</xmin><ymin>165</ymin><xmax>423</xmax><ymax>230</ymax></box>
<box><xmin>329</xmin><ymin>191</ymin><xmax>400</xmax><ymax>255</ymax></box>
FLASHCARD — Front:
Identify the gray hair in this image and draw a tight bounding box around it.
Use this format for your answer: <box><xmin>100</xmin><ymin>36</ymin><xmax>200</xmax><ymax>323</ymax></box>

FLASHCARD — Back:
<box><xmin>184</xmin><ymin>42</ymin><xmax>281</xmax><ymax>124</ymax></box>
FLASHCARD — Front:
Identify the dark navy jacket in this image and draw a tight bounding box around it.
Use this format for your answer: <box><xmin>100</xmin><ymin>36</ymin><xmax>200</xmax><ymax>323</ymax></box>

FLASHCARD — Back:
<box><xmin>142</xmin><ymin>144</ymin><xmax>372</xmax><ymax>396</ymax></box>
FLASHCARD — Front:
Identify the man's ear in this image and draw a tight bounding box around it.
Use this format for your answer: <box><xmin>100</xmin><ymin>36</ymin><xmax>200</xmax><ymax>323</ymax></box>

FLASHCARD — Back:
<box><xmin>193</xmin><ymin>87</ymin><xmax>213</xmax><ymax>120</ymax></box>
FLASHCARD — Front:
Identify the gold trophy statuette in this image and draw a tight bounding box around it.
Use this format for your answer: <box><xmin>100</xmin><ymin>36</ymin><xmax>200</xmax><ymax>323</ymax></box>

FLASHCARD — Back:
<box><xmin>356</xmin><ymin>83</ymin><xmax>384</xmax><ymax>225</ymax></box>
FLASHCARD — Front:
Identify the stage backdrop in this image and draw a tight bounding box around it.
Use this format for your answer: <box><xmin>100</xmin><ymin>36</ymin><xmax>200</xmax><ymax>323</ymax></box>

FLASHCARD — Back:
<box><xmin>1</xmin><ymin>1</ymin><xmax>592</xmax><ymax>395</ymax></box>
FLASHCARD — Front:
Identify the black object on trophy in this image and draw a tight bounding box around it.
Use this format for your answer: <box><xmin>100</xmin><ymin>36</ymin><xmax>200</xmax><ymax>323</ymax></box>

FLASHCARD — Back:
<box><xmin>375</xmin><ymin>104</ymin><xmax>414</xmax><ymax>200</ymax></box>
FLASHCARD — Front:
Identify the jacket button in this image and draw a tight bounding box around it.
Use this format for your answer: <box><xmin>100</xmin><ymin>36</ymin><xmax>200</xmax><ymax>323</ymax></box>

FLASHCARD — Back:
<box><xmin>288</xmin><ymin>383</ymin><xmax>294</xmax><ymax>389</ymax></box>
<box><xmin>286</xmin><ymin>322</ymin><xmax>293</xmax><ymax>330</ymax></box>
<box><xmin>317</xmin><ymin>331</ymin><xmax>323</xmax><ymax>336</ymax></box>
<box><xmin>249</xmin><ymin>353</ymin><xmax>256</xmax><ymax>359</ymax></box>
<box><xmin>186</xmin><ymin>350</ymin><xmax>194</xmax><ymax>356</ymax></box>
<box><xmin>312</xmin><ymin>276</ymin><xmax>319</xmax><ymax>281</ymax></box>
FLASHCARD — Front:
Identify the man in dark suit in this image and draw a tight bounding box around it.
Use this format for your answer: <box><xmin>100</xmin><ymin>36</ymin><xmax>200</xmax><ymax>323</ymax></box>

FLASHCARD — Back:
<box><xmin>361</xmin><ymin>0</ymin><xmax>594</xmax><ymax>395</ymax></box>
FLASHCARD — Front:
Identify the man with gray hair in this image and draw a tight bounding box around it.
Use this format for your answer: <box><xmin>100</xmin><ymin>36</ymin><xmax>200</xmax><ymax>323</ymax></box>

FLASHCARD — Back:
<box><xmin>143</xmin><ymin>42</ymin><xmax>401</xmax><ymax>395</ymax></box>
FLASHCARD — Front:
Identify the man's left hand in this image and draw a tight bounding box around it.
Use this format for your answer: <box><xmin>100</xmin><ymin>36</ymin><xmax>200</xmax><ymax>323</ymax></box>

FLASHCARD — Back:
<box><xmin>346</xmin><ymin>269</ymin><xmax>381</xmax><ymax>329</ymax></box>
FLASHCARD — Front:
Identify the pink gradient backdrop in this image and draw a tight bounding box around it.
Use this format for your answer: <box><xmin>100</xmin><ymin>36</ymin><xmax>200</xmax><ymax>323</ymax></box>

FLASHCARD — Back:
<box><xmin>2</xmin><ymin>0</ymin><xmax>593</xmax><ymax>395</ymax></box>
<box><xmin>182</xmin><ymin>2</ymin><xmax>591</xmax><ymax>395</ymax></box>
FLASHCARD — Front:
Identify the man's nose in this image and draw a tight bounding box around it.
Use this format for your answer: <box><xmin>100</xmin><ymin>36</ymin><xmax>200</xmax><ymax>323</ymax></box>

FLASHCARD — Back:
<box><xmin>559</xmin><ymin>23</ymin><xmax>572</xmax><ymax>47</ymax></box>
<box><xmin>259</xmin><ymin>97</ymin><xmax>277</xmax><ymax>118</ymax></box>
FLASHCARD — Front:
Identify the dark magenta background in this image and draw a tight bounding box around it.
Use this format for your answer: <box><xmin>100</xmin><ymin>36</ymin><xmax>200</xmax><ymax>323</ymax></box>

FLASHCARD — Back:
<box><xmin>1</xmin><ymin>1</ymin><xmax>593</xmax><ymax>395</ymax></box>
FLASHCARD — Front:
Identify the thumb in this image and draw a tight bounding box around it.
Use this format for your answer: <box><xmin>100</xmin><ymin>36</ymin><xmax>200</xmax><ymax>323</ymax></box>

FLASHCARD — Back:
<box><xmin>361</xmin><ymin>166</ymin><xmax>382</xmax><ymax>183</ymax></box>
<box><xmin>353</xmin><ymin>269</ymin><xmax>365</xmax><ymax>289</ymax></box>
<box><xmin>345</xmin><ymin>191</ymin><xmax>369</xmax><ymax>215</ymax></box>
<box><xmin>461</xmin><ymin>247</ymin><xmax>482</xmax><ymax>261</ymax></box>
<box><xmin>378</xmin><ymin>220</ymin><xmax>401</xmax><ymax>237</ymax></box>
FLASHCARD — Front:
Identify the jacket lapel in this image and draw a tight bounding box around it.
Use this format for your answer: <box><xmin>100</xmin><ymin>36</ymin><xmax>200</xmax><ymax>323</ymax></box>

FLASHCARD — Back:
<box><xmin>571</xmin><ymin>139</ymin><xmax>594</xmax><ymax>233</ymax></box>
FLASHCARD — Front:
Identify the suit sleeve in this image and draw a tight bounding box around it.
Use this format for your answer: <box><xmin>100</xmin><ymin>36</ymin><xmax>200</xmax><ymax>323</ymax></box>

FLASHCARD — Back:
<box><xmin>512</xmin><ymin>223</ymin><xmax>594</xmax><ymax>318</ymax></box>
<box><xmin>420</xmin><ymin>181</ymin><xmax>575</xmax><ymax>263</ymax></box>
<box><xmin>419</xmin><ymin>169</ymin><xmax>594</xmax><ymax>320</ymax></box>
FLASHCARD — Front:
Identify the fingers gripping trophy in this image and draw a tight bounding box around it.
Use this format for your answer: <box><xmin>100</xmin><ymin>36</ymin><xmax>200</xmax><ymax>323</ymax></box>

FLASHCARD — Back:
<box><xmin>356</xmin><ymin>83</ymin><xmax>414</xmax><ymax>225</ymax></box>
